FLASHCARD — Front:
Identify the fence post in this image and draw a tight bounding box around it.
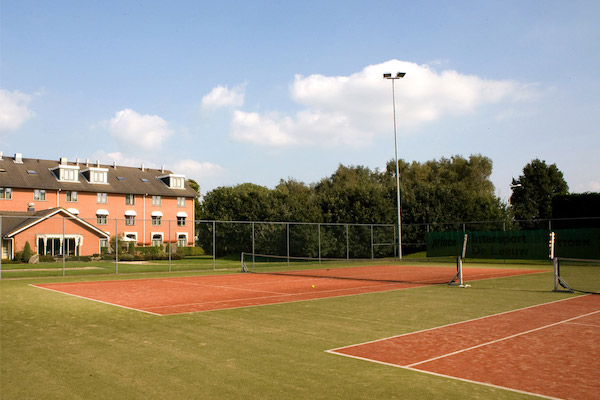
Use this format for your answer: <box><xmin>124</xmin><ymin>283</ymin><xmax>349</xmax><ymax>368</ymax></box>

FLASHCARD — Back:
<box><xmin>212</xmin><ymin>221</ymin><xmax>216</xmax><ymax>270</ymax></box>
<box><xmin>287</xmin><ymin>222</ymin><xmax>290</xmax><ymax>267</ymax></box>
<box><xmin>370</xmin><ymin>224</ymin><xmax>374</xmax><ymax>260</ymax></box>
<box><xmin>346</xmin><ymin>224</ymin><xmax>349</xmax><ymax>260</ymax></box>
<box><xmin>252</xmin><ymin>222</ymin><xmax>255</xmax><ymax>268</ymax></box>
<box><xmin>318</xmin><ymin>223</ymin><xmax>321</xmax><ymax>263</ymax></box>
<box><xmin>62</xmin><ymin>216</ymin><xmax>66</xmax><ymax>277</ymax></box>
<box><xmin>168</xmin><ymin>219</ymin><xmax>172</xmax><ymax>273</ymax></box>
<box><xmin>115</xmin><ymin>218</ymin><xmax>119</xmax><ymax>275</ymax></box>
<box><xmin>0</xmin><ymin>215</ymin><xmax>2</xmax><ymax>280</ymax></box>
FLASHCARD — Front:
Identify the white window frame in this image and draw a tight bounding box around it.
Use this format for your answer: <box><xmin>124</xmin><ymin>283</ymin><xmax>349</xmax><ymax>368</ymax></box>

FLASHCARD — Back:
<box><xmin>66</xmin><ymin>191</ymin><xmax>78</xmax><ymax>202</ymax></box>
<box><xmin>177</xmin><ymin>197</ymin><xmax>186</xmax><ymax>207</ymax></box>
<box><xmin>34</xmin><ymin>189</ymin><xmax>46</xmax><ymax>201</ymax></box>
<box><xmin>125</xmin><ymin>194</ymin><xmax>135</xmax><ymax>205</ymax></box>
<box><xmin>177</xmin><ymin>233</ymin><xmax>188</xmax><ymax>247</ymax></box>
<box><xmin>0</xmin><ymin>187</ymin><xmax>12</xmax><ymax>200</ymax></box>
<box><xmin>97</xmin><ymin>192</ymin><xmax>108</xmax><ymax>204</ymax></box>
<box><xmin>125</xmin><ymin>215</ymin><xmax>136</xmax><ymax>226</ymax></box>
<box><xmin>152</xmin><ymin>195</ymin><xmax>161</xmax><ymax>206</ymax></box>
<box><xmin>151</xmin><ymin>233</ymin><xmax>164</xmax><ymax>247</ymax></box>
<box><xmin>91</xmin><ymin>170</ymin><xmax>107</xmax><ymax>183</ymax></box>
<box><xmin>97</xmin><ymin>214</ymin><xmax>108</xmax><ymax>225</ymax></box>
<box><xmin>177</xmin><ymin>216</ymin><xmax>186</xmax><ymax>227</ymax></box>
<box><xmin>124</xmin><ymin>232</ymin><xmax>138</xmax><ymax>243</ymax></box>
<box><xmin>152</xmin><ymin>215</ymin><xmax>162</xmax><ymax>226</ymax></box>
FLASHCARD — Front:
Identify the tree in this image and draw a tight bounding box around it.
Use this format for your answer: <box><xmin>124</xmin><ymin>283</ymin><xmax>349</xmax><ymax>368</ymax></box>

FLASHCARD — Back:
<box><xmin>22</xmin><ymin>241</ymin><xmax>32</xmax><ymax>263</ymax></box>
<box><xmin>315</xmin><ymin>164</ymin><xmax>394</xmax><ymax>224</ymax></box>
<box><xmin>510</xmin><ymin>159</ymin><xmax>568</xmax><ymax>225</ymax></box>
<box><xmin>187</xmin><ymin>179</ymin><xmax>202</xmax><ymax>222</ymax></box>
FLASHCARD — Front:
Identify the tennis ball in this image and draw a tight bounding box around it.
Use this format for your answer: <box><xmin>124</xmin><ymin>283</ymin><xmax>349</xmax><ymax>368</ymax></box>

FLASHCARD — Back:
<box><xmin>312</xmin><ymin>285</ymin><xmax>315</xmax><ymax>288</ymax></box>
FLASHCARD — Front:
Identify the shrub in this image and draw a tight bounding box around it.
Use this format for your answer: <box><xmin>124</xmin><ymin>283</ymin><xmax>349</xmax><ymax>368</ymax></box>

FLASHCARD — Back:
<box><xmin>39</xmin><ymin>255</ymin><xmax>55</xmax><ymax>262</ymax></box>
<box><xmin>176</xmin><ymin>247</ymin><xmax>205</xmax><ymax>256</ymax></box>
<box><xmin>22</xmin><ymin>242</ymin><xmax>32</xmax><ymax>263</ymax></box>
<box><xmin>118</xmin><ymin>254</ymin><xmax>135</xmax><ymax>261</ymax></box>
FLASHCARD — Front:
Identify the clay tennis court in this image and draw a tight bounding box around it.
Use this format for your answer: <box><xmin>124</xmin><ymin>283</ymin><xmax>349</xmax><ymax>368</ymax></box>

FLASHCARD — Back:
<box><xmin>32</xmin><ymin>264</ymin><xmax>543</xmax><ymax>315</ymax></box>
<box><xmin>329</xmin><ymin>294</ymin><xmax>600</xmax><ymax>400</ymax></box>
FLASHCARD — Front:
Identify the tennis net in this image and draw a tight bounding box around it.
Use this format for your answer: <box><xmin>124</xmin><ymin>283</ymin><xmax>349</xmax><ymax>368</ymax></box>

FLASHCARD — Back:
<box><xmin>240</xmin><ymin>252</ymin><xmax>464</xmax><ymax>286</ymax></box>
<box><xmin>554</xmin><ymin>258</ymin><xmax>600</xmax><ymax>294</ymax></box>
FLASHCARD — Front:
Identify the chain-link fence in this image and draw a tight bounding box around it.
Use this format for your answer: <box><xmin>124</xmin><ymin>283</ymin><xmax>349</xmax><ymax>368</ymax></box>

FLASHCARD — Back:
<box><xmin>1</xmin><ymin>214</ymin><xmax>598</xmax><ymax>279</ymax></box>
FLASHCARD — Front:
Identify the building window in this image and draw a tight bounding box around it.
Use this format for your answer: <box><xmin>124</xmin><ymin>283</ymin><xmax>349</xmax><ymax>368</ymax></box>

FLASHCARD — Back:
<box><xmin>177</xmin><ymin>216</ymin><xmax>186</xmax><ymax>226</ymax></box>
<box><xmin>97</xmin><ymin>214</ymin><xmax>107</xmax><ymax>225</ymax></box>
<box><xmin>125</xmin><ymin>215</ymin><xmax>135</xmax><ymax>226</ymax></box>
<box><xmin>125</xmin><ymin>194</ymin><xmax>135</xmax><ymax>205</ymax></box>
<box><xmin>177</xmin><ymin>234</ymin><xmax>187</xmax><ymax>247</ymax></box>
<box><xmin>91</xmin><ymin>170</ymin><xmax>107</xmax><ymax>183</ymax></box>
<box><xmin>66</xmin><ymin>191</ymin><xmax>78</xmax><ymax>202</ymax></box>
<box><xmin>60</xmin><ymin>168</ymin><xmax>78</xmax><ymax>182</ymax></box>
<box><xmin>100</xmin><ymin>238</ymin><xmax>108</xmax><ymax>249</ymax></box>
<box><xmin>177</xmin><ymin>197</ymin><xmax>186</xmax><ymax>207</ymax></box>
<box><xmin>152</xmin><ymin>195</ymin><xmax>161</xmax><ymax>206</ymax></box>
<box><xmin>152</xmin><ymin>216</ymin><xmax>162</xmax><ymax>226</ymax></box>
<box><xmin>34</xmin><ymin>189</ymin><xmax>46</xmax><ymax>201</ymax></box>
<box><xmin>171</xmin><ymin>177</ymin><xmax>184</xmax><ymax>189</ymax></box>
<box><xmin>0</xmin><ymin>187</ymin><xmax>12</xmax><ymax>200</ymax></box>
<box><xmin>97</xmin><ymin>193</ymin><xmax>107</xmax><ymax>203</ymax></box>
<box><xmin>152</xmin><ymin>234</ymin><xmax>163</xmax><ymax>247</ymax></box>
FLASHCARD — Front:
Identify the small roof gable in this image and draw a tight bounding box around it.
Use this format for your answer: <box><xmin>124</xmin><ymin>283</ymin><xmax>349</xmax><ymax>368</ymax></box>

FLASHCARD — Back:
<box><xmin>0</xmin><ymin>208</ymin><xmax>109</xmax><ymax>238</ymax></box>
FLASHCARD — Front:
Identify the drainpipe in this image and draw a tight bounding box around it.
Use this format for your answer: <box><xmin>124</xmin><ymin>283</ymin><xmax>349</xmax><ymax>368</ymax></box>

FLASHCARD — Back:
<box><xmin>143</xmin><ymin>194</ymin><xmax>147</xmax><ymax>247</ymax></box>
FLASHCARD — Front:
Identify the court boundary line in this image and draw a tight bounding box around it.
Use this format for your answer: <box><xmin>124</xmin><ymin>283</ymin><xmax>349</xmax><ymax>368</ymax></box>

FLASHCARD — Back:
<box><xmin>30</xmin><ymin>284</ymin><xmax>163</xmax><ymax>316</ymax></box>
<box><xmin>406</xmin><ymin>309</ymin><xmax>599</xmax><ymax>368</ymax></box>
<box><xmin>29</xmin><ymin>267</ymin><xmax>548</xmax><ymax>316</ymax></box>
<box><xmin>327</xmin><ymin>294</ymin><xmax>586</xmax><ymax>352</ymax></box>
<box><xmin>31</xmin><ymin>277</ymin><xmax>435</xmax><ymax>316</ymax></box>
<box><xmin>324</xmin><ymin>350</ymin><xmax>561</xmax><ymax>400</ymax></box>
<box><xmin>326</xmin><ymin>295</ymin><xmax>595</xmax><ymax>400</ymax></box>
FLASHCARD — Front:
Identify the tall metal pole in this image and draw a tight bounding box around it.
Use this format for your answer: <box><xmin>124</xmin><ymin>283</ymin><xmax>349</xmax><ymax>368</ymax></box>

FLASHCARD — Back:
<box><xmin>384</xmin><ymin>72</ymin><xmax>405</xmax><ymax>260</ymax></box>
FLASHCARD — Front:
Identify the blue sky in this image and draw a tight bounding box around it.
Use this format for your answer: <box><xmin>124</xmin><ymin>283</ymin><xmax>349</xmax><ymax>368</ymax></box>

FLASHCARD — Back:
<box><xmin>1</xmin><ymin>0</ymin><xmax>599</xmax><ymax>201</ymax></box>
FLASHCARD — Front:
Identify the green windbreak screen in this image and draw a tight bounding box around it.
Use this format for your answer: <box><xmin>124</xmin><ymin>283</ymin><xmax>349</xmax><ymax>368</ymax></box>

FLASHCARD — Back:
<box><xmin>426</xmin><ymin>229</ymin><xmax>600</xmax><ymax>260</ymax></box>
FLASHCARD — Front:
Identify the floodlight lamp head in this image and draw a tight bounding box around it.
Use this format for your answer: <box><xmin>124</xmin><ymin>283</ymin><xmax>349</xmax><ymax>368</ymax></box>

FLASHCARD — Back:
<box><xmin>396</xmin><ymin>72</ymin><xmax>406</xmax><ymax>78</ymax></box>
<box><xmin>383</xmin><ymin>73</ymin><xmax>392</xmax><ymax>78</ymax></box>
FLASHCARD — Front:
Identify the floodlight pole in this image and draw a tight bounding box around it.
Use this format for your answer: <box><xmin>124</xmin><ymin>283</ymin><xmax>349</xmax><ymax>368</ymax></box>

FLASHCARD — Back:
<box><xmin>384</xmin><ymin>72</ymin><xmax>406</xmax><ymax>260</ymax></box>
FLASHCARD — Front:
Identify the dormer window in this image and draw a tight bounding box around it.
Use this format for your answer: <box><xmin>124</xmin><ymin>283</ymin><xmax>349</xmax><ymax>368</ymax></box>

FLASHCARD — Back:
<box><xmin>158</xmin><ymin>174</ymin><xmax>186</xmax><ymax>189</ymax></box>
<box><xmin>52</xmin><ymin>164</ymin><xmax>80</xmax><ymax>182</ymax></box>
<box><xmin>82</xmin><ymin>166</ymin><xmax>108</xmax><ymax>184</ymax></box>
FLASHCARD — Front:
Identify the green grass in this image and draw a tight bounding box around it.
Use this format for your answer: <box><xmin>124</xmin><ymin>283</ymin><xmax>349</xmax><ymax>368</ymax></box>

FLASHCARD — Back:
<box><xmin>0</xmin><ymin>261</ymin><xmax>576</xmax><ymax>399</ymax></box>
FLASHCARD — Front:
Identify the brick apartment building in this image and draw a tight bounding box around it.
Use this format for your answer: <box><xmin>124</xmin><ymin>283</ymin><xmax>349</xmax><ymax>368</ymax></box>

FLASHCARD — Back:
<box><xmin>0</xmin><ymin>153</ymin><xmax>198</xmax><ymax>259</ymax></box>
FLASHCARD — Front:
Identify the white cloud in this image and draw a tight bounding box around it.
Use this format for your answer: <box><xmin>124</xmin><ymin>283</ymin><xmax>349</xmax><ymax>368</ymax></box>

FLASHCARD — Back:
<box><xmin>230</xmin><ymin>60</ymin><xmax>535</xmax><ymax>148</ymax></box>
<box><xmin>171</xmin><ymin>159</ymin><xmax>225</xmax><ymax>179</ymax></box>
<box><xmin>90</xmin><ymin>150</ymin><xmax>157</xmax><ymax>170</ymax></box>
<box><xmin>0</xmin><ymin>89</ymin><xmax>35</xmax><ymax>132</ymax></box>
<box><xmin>201</xmin><ymin>84</ymin><xmax>245</xmax><ymax>113</ymax></box>
<box><xmin>108</xmin><ymin>109</ymin><xmax>172</xmax><ymax>151</ymax></box>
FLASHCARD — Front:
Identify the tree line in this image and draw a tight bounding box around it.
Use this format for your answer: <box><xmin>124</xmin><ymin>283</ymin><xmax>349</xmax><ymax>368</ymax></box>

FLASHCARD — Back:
<box><xmin>189</xmin><ymin>154</ymin><xmax>574</xmax><ymax>256</ymax></box>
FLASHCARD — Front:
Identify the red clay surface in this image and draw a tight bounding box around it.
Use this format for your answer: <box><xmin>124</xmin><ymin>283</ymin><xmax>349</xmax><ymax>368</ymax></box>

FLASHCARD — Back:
<box><xmin>330</xmin><ymin>295</ymin><xmax>600</xmax><ymax>400</ymax></box>
<box><xmin>33</xmin><ymin>264</ymin><xmax>544</xmax><ymax>315</ymax></box>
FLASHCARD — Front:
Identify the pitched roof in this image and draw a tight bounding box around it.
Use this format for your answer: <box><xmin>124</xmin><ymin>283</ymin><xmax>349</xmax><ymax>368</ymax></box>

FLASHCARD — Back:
<box><xmin>0</xmin><ymin>208</ymin><xmax>109</xmax><ymax>238</ymax></box>
<box><xmin>0</xmin><ymin>155</ymin><xmax>198</xmax><ymax>198</ymax></box>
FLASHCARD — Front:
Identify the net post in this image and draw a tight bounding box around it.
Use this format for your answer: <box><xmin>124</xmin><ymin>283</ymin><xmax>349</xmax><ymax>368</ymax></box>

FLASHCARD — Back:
<box><xmin>448</xmin><ymin>256</ymin><xmax>464</xmax><ymax>286</ymax></box>
<box><xmin>553</xmin><ymin>257</ymin><xmax>559</xmax><ymax>292</ymax></box>
<box><xmin>553</xmin><ymin>257</ymin><xmax>575</xmax><ymax>293</ymax></box>
<box><xmin>240</xmin><ymin>252</ymin><xmax>249</xmax><ymax>273</ymax></box>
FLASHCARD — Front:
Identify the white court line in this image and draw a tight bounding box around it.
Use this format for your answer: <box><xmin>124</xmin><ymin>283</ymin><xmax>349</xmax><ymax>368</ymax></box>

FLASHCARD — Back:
<box><xmin>30</xmin><ymin>284</ymin><xmax>162</xmax><ymax>316</ymax></box>
<box><xmin>406</xmin><ymin>309</ymin><xmax>600</xmax><ymax>368</ymax></box>
<box><xmin>328</xmin><ymin>294</ymin><xmax>591</xmax><ymax>352</ymax></box>
<box><xmin>327</xmin><ymin>295</ymin><xmax>597</xmax><ymax>400</ymax></box>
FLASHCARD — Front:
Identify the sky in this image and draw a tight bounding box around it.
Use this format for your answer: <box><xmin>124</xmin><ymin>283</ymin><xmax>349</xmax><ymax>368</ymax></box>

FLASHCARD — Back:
<box><xmin>1</xmin><ymin>0</ymin><xmax>599</xmax><ymax>202</ymax></box>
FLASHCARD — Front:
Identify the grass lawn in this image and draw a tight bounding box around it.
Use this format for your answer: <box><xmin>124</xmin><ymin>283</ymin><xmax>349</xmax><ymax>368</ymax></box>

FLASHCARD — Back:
<box><xmin>0</xmin><ymin>260</ymin><xmax>577</xmax><ymax>399</ymax></box>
